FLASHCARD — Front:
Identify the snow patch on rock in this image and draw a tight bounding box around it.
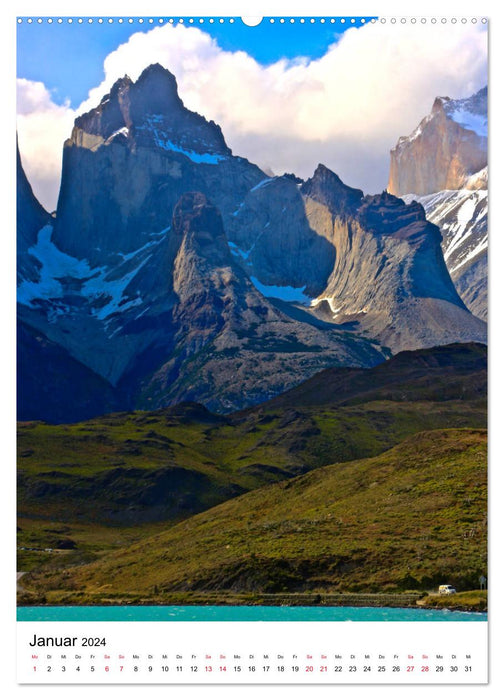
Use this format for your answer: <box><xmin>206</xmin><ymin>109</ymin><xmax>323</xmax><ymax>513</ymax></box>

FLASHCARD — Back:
<box><xmin>17</xmin><ymin>224</ymin><xmax>156</xmax><ymax>320</ymax></box>
<box><xmin>250</xmin><ymin>276</ymin><xmax>312</xmax><ymax>305</ymax></box>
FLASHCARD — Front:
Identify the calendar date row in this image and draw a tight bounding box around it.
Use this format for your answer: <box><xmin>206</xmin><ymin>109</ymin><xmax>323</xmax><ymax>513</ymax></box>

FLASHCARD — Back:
<box><xmin>33</xmin><ymin>663</ymin><xmax>474</xmax><ymax>674</ymax></box>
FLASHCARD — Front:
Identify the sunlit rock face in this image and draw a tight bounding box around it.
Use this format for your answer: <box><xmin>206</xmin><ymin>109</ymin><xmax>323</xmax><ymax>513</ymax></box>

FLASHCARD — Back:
<box><xmin>388</xmin><ymin>87</ymin><xmax>487</xmax><ymax>197</ymax></box>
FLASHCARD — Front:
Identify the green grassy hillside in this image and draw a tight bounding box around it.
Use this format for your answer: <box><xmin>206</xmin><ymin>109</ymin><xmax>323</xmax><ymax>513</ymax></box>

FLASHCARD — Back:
<box><xmin>18</xmin><ymin>343</ymin><xmax>486</xmax><ymax>522</ymax></box>
<box><xmin>22</xmin><ymin>429</ymin><xmax>486</xmax><ymax>603</ymax></box>
<box><xmin>17</xmin><ymin>343</ymin><xmax>486</xmax><ymax>582</ymax></box>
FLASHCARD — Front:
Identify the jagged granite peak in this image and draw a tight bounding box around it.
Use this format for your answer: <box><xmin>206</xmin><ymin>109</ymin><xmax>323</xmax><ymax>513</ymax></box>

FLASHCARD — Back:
<box><xmin>301</xmin><ymin>163</ymin><xmax>364</xmax><ymax>217</ymax></box>
<box><xmin>74</xmin><ymin>75</ymin><xmax>134</xmax><ymax>141</ymax></box>
<box><xmin>53</xmin><ymin>63</ymin><xmax>264</xmax><ymax>264</ymax></box>
<box><xmin>71</xmin><ymin>63</ymin><xmax>231</xmax><ymax>158</ymax></box>
<box><xmin>222</xmin><ymin>160</ymin><xmax>485</xmax><ymax>356</ymax></box>
<box><xmin>388</xmin><ymin>86</ymin><xmax>487</xmax><ymax>196</ymax></box>
<box><xmin>17</xmin><ymin>65</ymin><xmax>487</xmax><ymax>421</ymax></box>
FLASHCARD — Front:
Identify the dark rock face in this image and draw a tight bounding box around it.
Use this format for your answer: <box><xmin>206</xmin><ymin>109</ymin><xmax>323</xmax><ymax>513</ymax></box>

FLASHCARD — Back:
<box><xmin>17</xmin><ymin>143</ymin><xmax>50</xmax><ymax>282</ymax></box>
<box><xmin>53</xmin><ymin>64</ymin><xmax>259</xmax><ymax>265</ymax></box>
<box><xmin>226</xmin><ymin>173</ymin><xmax>336</xmax><ymax>295</ymax></box>
<box><xmin>225</xmin><ymin>169</ymin><xmax>485</xmax><ymax>355</ymax></box>
<box><xmin>117</xmin><ymin>191</ymin><xmax>384</xmax><ymax>413</ymax></box>
<box><xmin>172</xmin><ymin>191</ymin><xmax>229</xmax><ymax>260</ymax></box>
<box><xmin>355</xmin><ymin>192</ymin><xmax>458</xmax><ymax>308</ymax></box>
<box><xmin>356</xmin><ymin>192</ymin><xmax>428</xmax><ymax>237</ymax></box>
<box><xmin>17</xmin><ymin>321</ymin><xmax>120</xmax><ymax>423</ymax></box>
<box><xmin>75</xmin><ymin>64</ymin><xmax>230</xmax><ymax>156</ymax></box>
<box><xmin>17</xmin><ymin>65</ymin><xmax>487</xmax><ymax>422</ymax></box>
<box><xmin>74</xmin><ymin>76</ymin><xmax>135</xmax><ymax>141</ymax></box>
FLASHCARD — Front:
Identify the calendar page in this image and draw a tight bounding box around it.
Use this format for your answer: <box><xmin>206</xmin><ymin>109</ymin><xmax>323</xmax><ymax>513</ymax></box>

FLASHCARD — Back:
<box><xmin>15</xmin><ymin>2</ymin><xmax>490</xmax><ymax>688</ymax></box>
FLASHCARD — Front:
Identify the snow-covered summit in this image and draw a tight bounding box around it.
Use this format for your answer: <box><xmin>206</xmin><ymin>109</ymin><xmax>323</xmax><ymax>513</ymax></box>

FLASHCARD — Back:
<box><xmin>440</xmin><ymin>86</ymin><xmax>487</xmax><ymax>138</ymax></box>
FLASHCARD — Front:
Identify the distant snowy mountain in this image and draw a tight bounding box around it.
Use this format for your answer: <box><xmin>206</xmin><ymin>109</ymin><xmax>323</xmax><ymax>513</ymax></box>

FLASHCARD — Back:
<box><xmin>389</xmin><ymin>87</ymin><xmax>488</xmax><ymax>320</ymax></box>
<box><xmin>388</xmin><ymin>87</ymin><xmax>487</xmax><ymax>197</ymax></box>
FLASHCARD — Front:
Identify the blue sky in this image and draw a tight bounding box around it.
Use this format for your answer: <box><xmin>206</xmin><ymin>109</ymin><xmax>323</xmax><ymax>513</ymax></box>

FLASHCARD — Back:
<box><xmin>17</xmin><ymin>17</ymin><xmax>374</xmax><ymax>107</ymax></box>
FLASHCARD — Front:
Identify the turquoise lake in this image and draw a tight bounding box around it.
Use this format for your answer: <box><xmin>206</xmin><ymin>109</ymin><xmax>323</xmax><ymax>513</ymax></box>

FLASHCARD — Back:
<box><xmin>17</xmin><ymin>605</ymin><xmax>487</xmax><ymax>622</ymax></box>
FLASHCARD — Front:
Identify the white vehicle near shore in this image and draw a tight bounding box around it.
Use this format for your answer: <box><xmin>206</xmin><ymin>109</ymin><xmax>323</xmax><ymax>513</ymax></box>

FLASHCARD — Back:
<box><xmin>438</xmin><ymin>585</ymin><xmax>457</xmax><ymax>595</ymax></box>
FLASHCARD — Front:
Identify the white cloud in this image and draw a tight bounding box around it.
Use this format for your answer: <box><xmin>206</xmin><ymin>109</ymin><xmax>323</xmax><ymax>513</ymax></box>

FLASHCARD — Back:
<box><xmin>17</xmin><ymin>21</ymin><xmax>487</xmax><ymax>210</ymax></box>
<box><xmin>17</xmin><ymin>79</ymin><xmax>76</xmax><ymax>211</ymax></box>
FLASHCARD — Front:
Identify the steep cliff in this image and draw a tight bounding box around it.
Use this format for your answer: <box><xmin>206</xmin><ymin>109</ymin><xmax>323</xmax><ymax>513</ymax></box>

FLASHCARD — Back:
<box><xmin>388</xmin><ymin>87</ymin><xmax>487</xmax><ymax>197</ymax></box>
<box><xmin>389</xmin><ymin>87</ymin><xmax>488</xmax><ymax>320</ymax></box>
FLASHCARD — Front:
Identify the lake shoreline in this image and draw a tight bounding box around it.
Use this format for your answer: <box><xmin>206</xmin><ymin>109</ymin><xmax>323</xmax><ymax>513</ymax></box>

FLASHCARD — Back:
<box><xmin>17</xmin><ymin>589</ymin><xmax>487</xmax><ymax>613</ymax></box>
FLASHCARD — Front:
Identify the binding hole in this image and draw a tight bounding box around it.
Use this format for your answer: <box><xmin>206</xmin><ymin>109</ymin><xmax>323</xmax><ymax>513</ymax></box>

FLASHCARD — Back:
<box><xmin>241</xmin><ymin>17</ymin><xmax>263</xmax><ymax>26</ymax></box>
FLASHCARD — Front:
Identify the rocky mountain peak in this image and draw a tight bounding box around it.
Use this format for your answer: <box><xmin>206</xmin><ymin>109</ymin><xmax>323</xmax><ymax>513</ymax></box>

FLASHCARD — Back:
<box><xmin>20</xmin><ymin>64</ymin><xmax>486</xmax><ymax>422</ymax></box>
<box><xmin>356</xmin><ymin>191</ymin><xmax>432</xmax><ymax>240</ymax></box>
<box><xmin>74</xmin><ymin>77</ymin><xmax>133</xmax><ymax>141</ymax></box>
<box><xmin>128</xmin><ymin>63</ymin><xmax>185</xmax><ymax>122</ymax></box>
<box><xmin>301</xmin><ymin>163</ymin><xmax>364</xmax><ymax>217</ymax></box>
<box><xmin>74</xmin><ymin>65</ymin><xmax>185</xmax><ymax>139</ymax></box>
<box><xmin>54</xmin><ymin>62</ymin><xmax>252</xmax><ymax>264</ymax></box>
<box><xmin>108</xmin><ymin>74</ymin><xmax>133</xmax><ymax>97</ymax></box>
<box><xmin>136</xmin><ymin>62</ymin><xmax>178</xmax><ymax>86</ymax></box>
<box><xmin>431</xmin><ymin>95</ymin><xmax>450</xmax><ymax>115</ymax></box>
<box><xmin>71</xmin><ymin>62</ymin><xmax>231</xmax><ymax>158</ymax></box>
<box><xmin>388</xmin><ymin>86</ymin><xmax>487</xmax><ymax>196</ymax></box>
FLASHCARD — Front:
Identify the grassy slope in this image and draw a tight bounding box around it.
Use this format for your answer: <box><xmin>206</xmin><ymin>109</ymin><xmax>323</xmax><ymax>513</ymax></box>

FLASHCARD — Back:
<box><xmin>17</xmin><ymin>343</ymin><xmax>487</xmax><ymax>581</ymax></box>
<box><xmin>23</xmin><ymin>429</ymin><xmax>486</xmax><ymax>602</ymax></box>
<box><xmin>18</xmin><ymin>399</ymin><xmax>485</xmax><ymax>518</ymax></box>
<box><xmin>17</xmin><ymin>398</ymin><xmax>485</xmax><ymax>571</ymax></box>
